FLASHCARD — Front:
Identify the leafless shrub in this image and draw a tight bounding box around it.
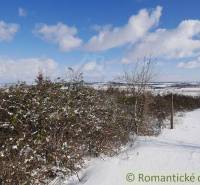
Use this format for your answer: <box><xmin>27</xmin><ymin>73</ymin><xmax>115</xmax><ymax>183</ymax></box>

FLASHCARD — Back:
<box><xmin>121</xmin><ymin>58</ymin><xmax>154</xmax><ymax>134</ymax></box>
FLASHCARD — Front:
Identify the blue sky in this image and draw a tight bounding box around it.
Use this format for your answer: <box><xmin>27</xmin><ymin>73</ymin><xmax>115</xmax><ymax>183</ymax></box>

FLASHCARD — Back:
<box><xmin>0</xmin><ymin>0</ymin><xmax>200</xmax><ymax>83</ymax></box>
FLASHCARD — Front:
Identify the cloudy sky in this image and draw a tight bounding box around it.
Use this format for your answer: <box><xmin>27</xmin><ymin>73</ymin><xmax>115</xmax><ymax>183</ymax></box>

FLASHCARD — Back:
<box><xmin>0</xmin><ymin>0</ymin><xmax>200</xmax><ymax>83</ymax></box>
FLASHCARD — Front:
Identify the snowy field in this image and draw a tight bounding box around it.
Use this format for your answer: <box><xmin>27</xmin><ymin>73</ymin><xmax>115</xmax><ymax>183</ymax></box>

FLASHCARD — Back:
<box><xmin>55</xmin><ymin>109</ymin><xmax>200</xmax><ymax>185</ymax></box>
<box><xmin>88</xmin><ymin>82</ymin><xmax>200</xmax><ymax>96</ymax></box>
<box><xmin>153</xmin><ymin>87</ymin><xmax>200</xmax><ymax>97</ymax></box>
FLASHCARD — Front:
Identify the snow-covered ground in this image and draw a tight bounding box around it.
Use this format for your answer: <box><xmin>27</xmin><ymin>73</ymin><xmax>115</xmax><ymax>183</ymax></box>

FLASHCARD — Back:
<box><xmin>153</xmin><ymin>87</ymin><xmax>200</xmax><ymax>96</ymax></box>
<box><xmin>61</xmin><ymin>109</ymin><xmax>200</xmax><ymax>185</ymax></box>
<box><xmin>88</xmin><ymin>82</ymin><xmax>200</xmax><ymax>96</ymax></box>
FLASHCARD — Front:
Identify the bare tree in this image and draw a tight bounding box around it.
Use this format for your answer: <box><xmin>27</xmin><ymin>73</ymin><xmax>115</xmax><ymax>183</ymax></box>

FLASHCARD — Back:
<box><xmin>66</xmin><ymin>67</ymin><xmax>84</xmax><ymax>84</ymax></box>
<box><xmin>35</xmin><ymin>71</ymin><xmax>45</xmax><ymax>85</ymax></box>
<box><xmin>122</xmin><ymin>57</ymin><xmax>154</xmax><ymax>134</ymax></box>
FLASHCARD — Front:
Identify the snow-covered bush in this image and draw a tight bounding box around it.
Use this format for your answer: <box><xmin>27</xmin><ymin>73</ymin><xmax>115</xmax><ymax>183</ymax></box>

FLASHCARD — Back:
<box><xmin>0</xmin><ymin>77</ymin><xmax>200</xmax><ymax>184</ymax></box>
<box><xmin>0</xmin><ymin>79</ymin><xmax>130</xmax><ymax>184</ymax></box>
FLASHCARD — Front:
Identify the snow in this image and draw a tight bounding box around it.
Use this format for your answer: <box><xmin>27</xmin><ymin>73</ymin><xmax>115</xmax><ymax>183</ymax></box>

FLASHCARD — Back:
<box><xmin>62</xmin><ymin>109</ymin><xmax>200</xmax><ymax>185</ymax></box>
<box><xmin>153</xmin><ymin>87</ymin><xmax>200</xmax><ymax>96</ymax></box>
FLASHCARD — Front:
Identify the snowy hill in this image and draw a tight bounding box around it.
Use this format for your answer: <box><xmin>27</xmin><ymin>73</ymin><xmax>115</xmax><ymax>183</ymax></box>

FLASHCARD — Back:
<box><xmin>62</xmin><ymin>109</ymin><xmax>200</xmax><ymax>185</ymax></box>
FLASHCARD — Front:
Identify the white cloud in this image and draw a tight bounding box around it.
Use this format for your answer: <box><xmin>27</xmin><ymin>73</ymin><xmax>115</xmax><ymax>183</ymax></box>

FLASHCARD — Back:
<box><xmin>0</xmin><ymin>57</ymin><xmax>59</xmax><ymax>83</ymax></box>
<box><xmin>85</xmin><ymin>6</ymin><xmax>162</xmax><ymax>51</ymax></box>
<box><xmin>67</xmin><ymin>58</ymin><xmax>106</xmax><ymax>81</ymax></box>
<box><xmin>82</xmin><ymin>61</ymin><xmax>103</xmax><ymax>72</ymax></box>
<box><xmin>0</xmin><ymin>20</ymin><xmax>19</xmax><ymax>41</ymax></box>
<box><xmin>124</xmin><ymin>20</ymin><xmax>200</xmax><ymax>63</ymax></box>
<box><xmin>18</xmin><ymin>7</ymin><xmax>27</xmax><ymax>17</ymax></box>
<box><xmin>177</xmin><ymin>57</ymin><xmax>200</xmax><ymax>69</ymax></box>
<box><xmin>82</xmin><ymin>61</ymin><xmax>105</xmax><ymax>81</ymax></box>
<box><xmin>34</xmin><ymin>22</ymin><xmax>82</xmax><ymax>52</ymax></box>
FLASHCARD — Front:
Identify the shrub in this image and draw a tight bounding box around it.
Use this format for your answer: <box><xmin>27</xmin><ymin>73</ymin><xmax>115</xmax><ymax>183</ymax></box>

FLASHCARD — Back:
<box><xmin>0</xmin><ymin>79</ymin><xmax>199</xmax><ymax>184</ymax></box>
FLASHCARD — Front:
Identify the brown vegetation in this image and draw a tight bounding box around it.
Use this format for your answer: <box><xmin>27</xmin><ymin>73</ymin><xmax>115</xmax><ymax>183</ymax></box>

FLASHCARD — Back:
<box><xmin>0</xmin><ymin>77</ymin><xmax>200</xmax><ymax>184</ymax></box>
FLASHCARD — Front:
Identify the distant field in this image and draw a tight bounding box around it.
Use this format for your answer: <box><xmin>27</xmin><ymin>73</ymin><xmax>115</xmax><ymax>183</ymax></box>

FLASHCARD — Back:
<box><xmin>87</xmin><ymin>82</ymin><xmax>200</xmax><ymax>96</ymax></box>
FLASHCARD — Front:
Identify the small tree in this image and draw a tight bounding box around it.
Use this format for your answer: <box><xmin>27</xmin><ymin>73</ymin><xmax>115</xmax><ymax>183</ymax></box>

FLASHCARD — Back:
<box><xmin>35</xmin><ymin>71</ymin><xmax>44</xmax><ymax>85</ymax></box>
<box><xmin>122</xmin><ymin>57</ymin><xmax>154</xmax><ymax>134</ymax></box>
<box><xmin>67</xmin><ymin>67</ymin><xmax>83</xmax><ymax>84</ymax></box>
